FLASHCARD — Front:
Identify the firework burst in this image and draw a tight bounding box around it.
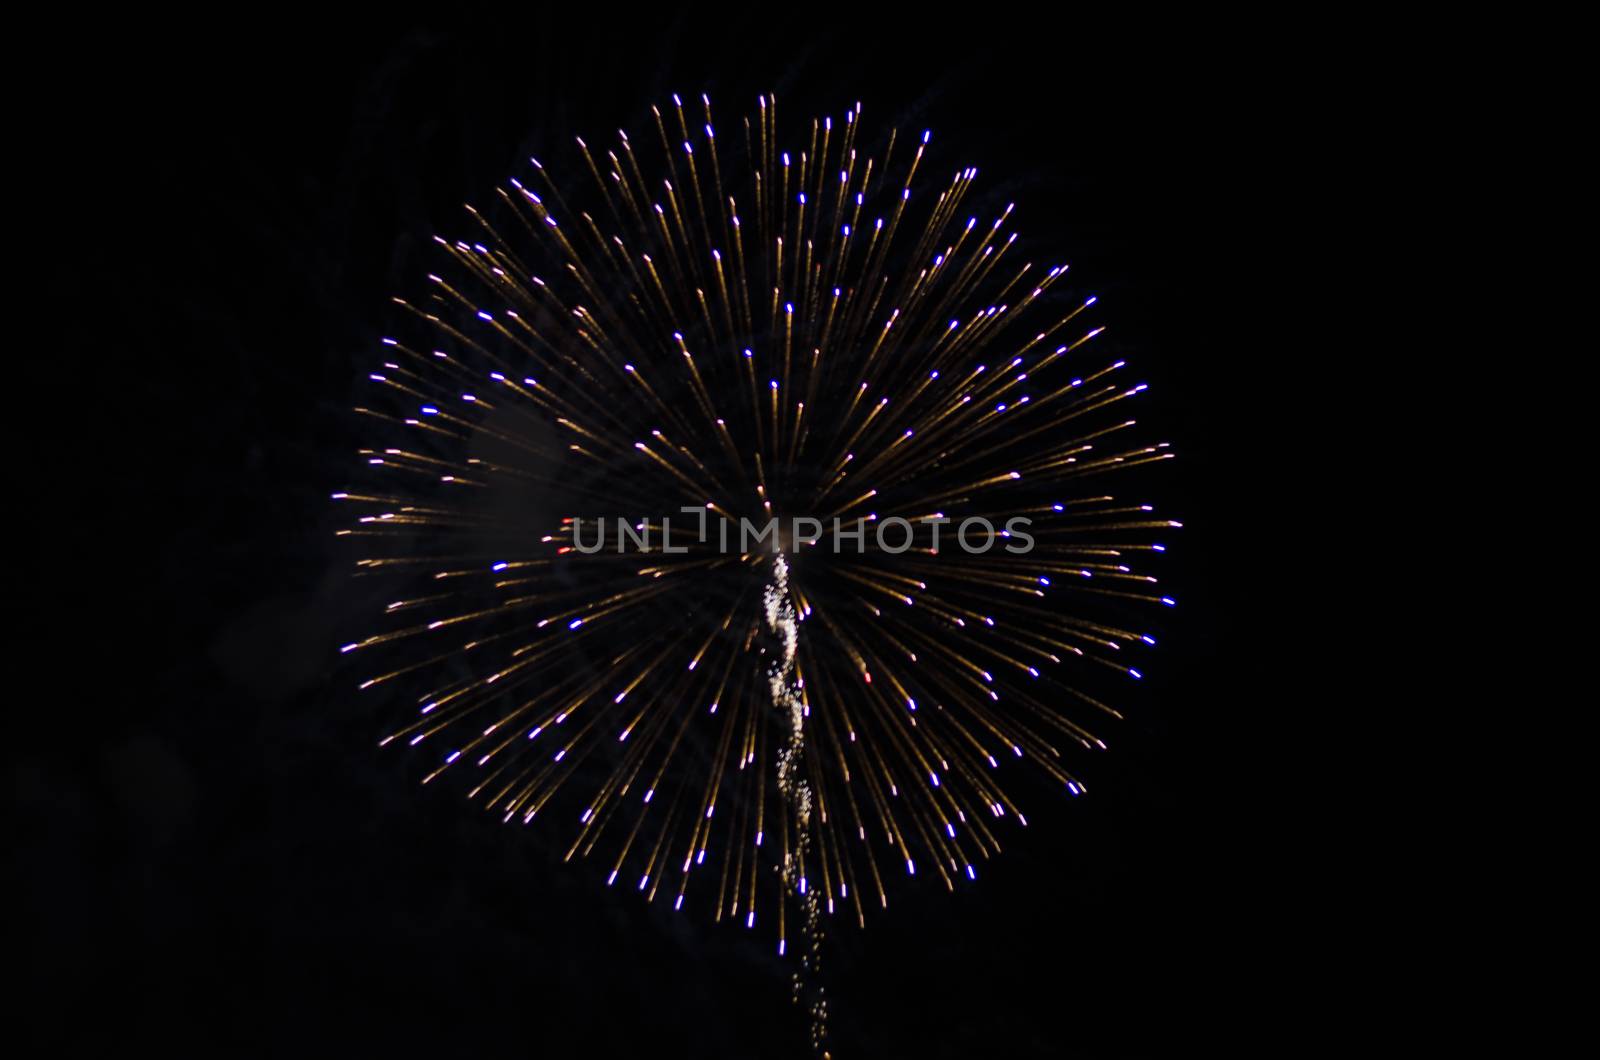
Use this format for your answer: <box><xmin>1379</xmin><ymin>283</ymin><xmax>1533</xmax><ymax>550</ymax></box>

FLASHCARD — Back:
<box><xmin>339</xmin><ymin>93</ymin><xmax>1177</xmax><ymax>968</ymax></box>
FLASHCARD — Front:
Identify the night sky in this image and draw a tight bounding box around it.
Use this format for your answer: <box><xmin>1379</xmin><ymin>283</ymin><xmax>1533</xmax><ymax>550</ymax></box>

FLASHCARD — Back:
<box><xmin>26</xmin><ymin>16</ymin><xmax>1309</xmax><ymax>1056</ymax></box>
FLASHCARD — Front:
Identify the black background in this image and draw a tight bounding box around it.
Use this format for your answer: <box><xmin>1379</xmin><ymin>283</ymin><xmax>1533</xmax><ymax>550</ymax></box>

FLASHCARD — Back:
<box><xmin>26</xmin><ymin>13</ymin><xmax>1320</xmax><ymax>1057</ymax></box>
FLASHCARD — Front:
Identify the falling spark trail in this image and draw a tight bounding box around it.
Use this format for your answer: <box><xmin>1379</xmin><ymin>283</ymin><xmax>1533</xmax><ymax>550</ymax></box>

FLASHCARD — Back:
<box><xmin>764</xmin><ymin>554</ymin><xmax>828</xmax><ymax>1055</ymax></box>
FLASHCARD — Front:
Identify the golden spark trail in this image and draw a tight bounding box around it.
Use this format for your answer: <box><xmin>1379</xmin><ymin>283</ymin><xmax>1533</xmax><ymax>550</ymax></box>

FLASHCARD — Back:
<box><xmin>764</xmin><ymin>554</ymin><xmax>828</xmax><ymax>1055</ymax></box>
